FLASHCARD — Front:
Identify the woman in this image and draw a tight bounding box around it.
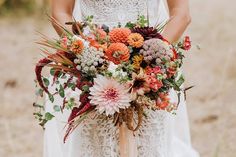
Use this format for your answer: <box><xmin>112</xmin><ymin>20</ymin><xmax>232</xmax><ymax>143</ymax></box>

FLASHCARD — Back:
<box><xmin>44</xmin><ymin>0</ymin><xmax>199</xmax><ymax>157</ymax></box>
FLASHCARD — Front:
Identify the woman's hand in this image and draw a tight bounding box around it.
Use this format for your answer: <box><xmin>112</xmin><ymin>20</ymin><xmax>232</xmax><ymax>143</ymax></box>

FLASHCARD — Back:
<box><xmin>162</xmin><ymin>0</ymin><xmax>191</xmax><ymax>43</ymax></box>
<box><xmin>51</xmin><ymin>0</ymin><xmax>75</xmax><ymax>36</ymax></box>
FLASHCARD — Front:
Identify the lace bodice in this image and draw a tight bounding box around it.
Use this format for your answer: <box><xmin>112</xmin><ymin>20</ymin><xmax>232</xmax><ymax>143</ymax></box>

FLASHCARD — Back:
<box><xmin>80</xmin><ymin>0</ymin><xmax>149</xmax><ymax>27</ymax></box>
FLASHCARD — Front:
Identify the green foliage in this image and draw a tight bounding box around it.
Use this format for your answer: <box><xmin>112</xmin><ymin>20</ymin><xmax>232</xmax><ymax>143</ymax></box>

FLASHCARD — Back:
<box><xmin>33</xmin><ymin>103</ymin><xmax>55</xmax><ymax>129</ymax></box>
<box><xmin>43</xmin><ymin>77</ymin><xmax>50</xmax><ymax>87</ymax></box>
<box><xmin>66</xmin><ymin>98</ymin><xmax>76</xmax><ymax>110</ymax></box>
<box><xmin>0</xmin><ymin>0</ymin><xmax>49</xmax><ymax>16</ymax></box>
<box><xmin>45</xmin><ymin>112</ymin><xmax>55</xmax><ymax>120</ymax></box>
<box><xmin>137</xmin><ymin>15</ymin><xmax>149</xmax><ymax>27</ymax></box>
<box><xmin>48</xmin><ymin>94</ymin><xmax>54</xmax><ymax>103</ymax></box>
<box><xmin>59</xmin><ymin>84</ymin><xmax>65</xmax><ymax>98</ymax></box>
<box><xmin>0</xmin><ymin>0</ymin><xmax>34</xmax><ymax>14</ymax></box>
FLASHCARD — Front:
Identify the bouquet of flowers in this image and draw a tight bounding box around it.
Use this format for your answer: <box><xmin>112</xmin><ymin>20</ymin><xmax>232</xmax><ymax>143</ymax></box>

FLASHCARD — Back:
<box><xmin>34</xmin><ymin>15</ymin><xmax>191</xmax><ymax>142</ymax></box>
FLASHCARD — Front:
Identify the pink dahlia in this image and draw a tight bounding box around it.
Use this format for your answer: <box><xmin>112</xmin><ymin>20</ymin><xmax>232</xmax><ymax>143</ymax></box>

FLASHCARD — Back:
<box><xmin>89</xmin><ymin>75</ymin><xmax>131</xmax><ymax>116</ymax></box>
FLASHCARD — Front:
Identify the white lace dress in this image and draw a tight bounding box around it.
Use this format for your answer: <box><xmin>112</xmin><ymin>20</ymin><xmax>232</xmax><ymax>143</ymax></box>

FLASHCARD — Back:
<box><xmin>43</xmin><ymin>0</ymin><xmax>200</xmax><ymax>157</ymax></box>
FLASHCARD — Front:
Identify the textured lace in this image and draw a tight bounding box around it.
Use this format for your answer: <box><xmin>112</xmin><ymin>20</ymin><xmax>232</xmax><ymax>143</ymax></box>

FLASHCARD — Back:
<box><xmin>77</xmin><ymin>0</ymin><xmax>167</xmax><ymax>156</ymax></box>
<box><xmin>80</xmin><ymin>0</ymin><xmax>149</xmax><ymax>27</ymax></box>
<box><xmin>78</xmin><ymin>109</ymin><xmax>168</xmax><ymax>157</ymax></box>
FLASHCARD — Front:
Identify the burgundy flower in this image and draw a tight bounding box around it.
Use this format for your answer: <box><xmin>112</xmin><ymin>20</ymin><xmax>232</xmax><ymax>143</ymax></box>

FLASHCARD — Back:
<box><xmin>131</xmin><ymin>27</ymin><xmax>164</xmax><ymax>40</ymax></box>
<box><xmin>80</xmin><ymin>93</ymin><xmax>90</xmax><ymax>104</ymax></box>
<box><xmin>181</xmin><ymin>36</ymin><xmax>191</xmax><ymax>51</ymax></box>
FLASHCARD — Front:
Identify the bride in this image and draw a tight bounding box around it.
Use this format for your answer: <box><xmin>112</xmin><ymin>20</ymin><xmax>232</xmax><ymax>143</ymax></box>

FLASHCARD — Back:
<box><xmin>44</xmin><ymin>0</ymin><xmax>199</xmax><ymax>157</ymax></box>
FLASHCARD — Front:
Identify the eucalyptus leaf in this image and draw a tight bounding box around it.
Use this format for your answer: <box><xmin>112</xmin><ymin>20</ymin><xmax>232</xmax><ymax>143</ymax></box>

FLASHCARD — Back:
<box><xmin>48</xmin><ymin>94</ymin><xmax>54</xmax><ymax>103</ymax></box>
<box><xmin>33</xmin><ymin>112</ymin><xmax>43</xmax><ymax>118</ymax></box>
<box><xmin>68</xmin><ymin>83</ymin><xmax>76</xmax><ymax>90</ymax></box>
<box><xmin>53</xmin><ymin>105</ymin><xmax>61</xmax><ymax>112</ymax></box>
<box><xmin>82</xmin><ymin>85</ymin><xmax>89</xmax><ymax>92</ymax></box>
<box><xmin>66</xmin><ymin>98</ymin><xmax>75</xmax><ymax>110</ymax></box>
<box><xmin>125</xmin><ymin>22</ymin><xmax>136</xmax><ymax>29</ymax></box>
<box><xmin>176</xmin><ymin>75</ymin><xmax>185</xmax><ymax>87</ymax></box>
<box><xmin>137</xmin><ymin>15</ymin><xmax>148</xmax><ymax>27</ymax></box>
<box><xmin>35</xmin><ymin>88</ymin><xmax>44</xmax><ymax>97</ymax></box>
<box><xmin>45</xmin><ymin>112</ymin><xmax>55</xmax><ymax>121</ymax></box>
<box><xmin>43</xmin><ymin>77</ymin><xmax>50</xmax><ymax>87</ymax></box>
<box><xmin>163</xmin><ymin>79</ymin><xmax>180</xmax><ymax>91</ymax></box>
<box><xmin>59</xmin><ymin>85</ymin><xmax>65</xmax><ymax>98</ymax></box>
<box><xmin>50</xmin><ymin>68</ymin><xmax>56</xmax><ymax>76</ymax></box>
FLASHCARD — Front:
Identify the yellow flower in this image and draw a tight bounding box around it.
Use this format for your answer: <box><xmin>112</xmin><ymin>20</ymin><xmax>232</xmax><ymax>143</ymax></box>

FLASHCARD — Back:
<box><xmin>132</xmin><ymin>55</ymin><xmax>144</xmax><ymax>70</ymax></box>
<box><xmin>127</xmin><ymin>33</ymin><xmax>144</xmax><ymax>48</ymax></box>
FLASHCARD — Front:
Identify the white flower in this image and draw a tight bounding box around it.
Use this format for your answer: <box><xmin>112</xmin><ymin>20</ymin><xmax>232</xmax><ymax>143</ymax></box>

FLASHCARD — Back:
<box><xmin>72</xmin><ymin>35</ymin><xmax>89</xmax><ymax>47</ymax></box>
<box><xmin>108</xmin><ymin>62</ymin><xmax>128</xmax><ymax>78</ymax></box>
<box><xmin>65</xmin><ymin>88</ymin><xmax>82</xmax><ymax>105</ymax></box>
<box><xmin>89</xmin><ymin>75</ymin><xmax>131</xmax><ymax>116</ymax></box>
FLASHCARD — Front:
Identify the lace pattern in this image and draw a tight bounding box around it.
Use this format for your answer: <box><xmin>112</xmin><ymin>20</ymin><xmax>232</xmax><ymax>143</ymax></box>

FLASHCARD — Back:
<box><xmin>80</xmin><ymin>0</ymin><xmax>149</xmax><ymax>27</ymax></box>
<box><xmin>78</xmin><ymin>110</ymin><xmax>168</xmax><ymax>157</ymax></box>
<box><xmin>136</xmin><ymin>110</ymin><xmax>168</xmax><ymax>157</ymax></box>
<box><xmin>80</xmin><ymin>113</ymin><xmax>120</xmax><ymax>157</ymax></box>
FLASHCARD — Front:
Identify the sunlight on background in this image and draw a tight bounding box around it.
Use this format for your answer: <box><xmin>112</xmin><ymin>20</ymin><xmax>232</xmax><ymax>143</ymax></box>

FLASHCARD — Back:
<box><xmin>0</xmin><ymin>0</ymin><xmax>235</xmax><ymax>157</ymax></box>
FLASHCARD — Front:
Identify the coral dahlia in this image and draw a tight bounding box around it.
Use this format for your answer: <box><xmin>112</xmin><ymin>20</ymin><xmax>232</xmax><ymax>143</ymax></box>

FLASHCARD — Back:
<box><xmin>89</xmin><ymin>75</ymin><xmax>131</xmax><ymax>116</ymax></box>
<box><xmin>105</xmin><ymin>43</ymin><xmax>130</xmax><ymax>64</ymax></box>
<box><xmin>70</xmin><ymin>39</ymin><xmax>84</xmax><ymax>54</ymax></box>
<box><xmin>127</xmin><ymin>33</ymin><xmax>144</xmax><ymax>48</ymax></box>
<box><xmin>109</xmin><ymin>28</ymin><xmax>131</xmax><ymax>43</ymax></box>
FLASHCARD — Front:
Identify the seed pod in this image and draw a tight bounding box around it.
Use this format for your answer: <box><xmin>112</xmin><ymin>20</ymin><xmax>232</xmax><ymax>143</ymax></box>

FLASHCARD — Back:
<box><xmin>126</xmin><ymin>107</ymin><xmax>135</xmax><ymax>131</ymax></box>
<box><xmin>133</xmin><ymin>102</ymin><xmax>144</xmax><ymax>131</ymax></box>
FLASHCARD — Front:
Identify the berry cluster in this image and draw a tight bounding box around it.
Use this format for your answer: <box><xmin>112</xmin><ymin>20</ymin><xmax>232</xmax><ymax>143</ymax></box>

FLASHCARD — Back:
<box><xmin>140</xmin><ymin>39</ymin><xmax>173</xmax><ymax>65</ymax></box>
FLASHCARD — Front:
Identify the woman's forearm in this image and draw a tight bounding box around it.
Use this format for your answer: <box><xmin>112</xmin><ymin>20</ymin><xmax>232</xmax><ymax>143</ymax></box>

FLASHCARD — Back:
<box><xmin>51</xmin><ymin>0</ymin><xmax>75</xmax><ymax>36</ymax></box>
<box><xmin>162</xmin><ymin>0</ymin><xmax>191</xmax><ymax>43</ymax></box>
<box><xmin>52</xmin><ymin>12</ymin><xmax>73</xmax><ymax>36</ymax></box>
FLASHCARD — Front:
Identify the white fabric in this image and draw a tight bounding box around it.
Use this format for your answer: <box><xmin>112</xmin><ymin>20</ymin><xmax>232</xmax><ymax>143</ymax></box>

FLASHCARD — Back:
<box><xmin>44</xmin><ymin>0</ymin><xmax>200</xmax><ymax>156</ymax></box>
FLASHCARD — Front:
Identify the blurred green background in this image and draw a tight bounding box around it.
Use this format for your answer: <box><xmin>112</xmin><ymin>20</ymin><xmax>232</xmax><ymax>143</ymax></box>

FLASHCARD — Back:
<box><xmin>0</xmin><ymin>0</ymin><xmax>48</xmax><ymax>15</ymax></box>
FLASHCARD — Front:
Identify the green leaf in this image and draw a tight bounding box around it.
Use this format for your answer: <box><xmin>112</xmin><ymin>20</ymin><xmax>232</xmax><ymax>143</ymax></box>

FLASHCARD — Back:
<box><xmin>85</xmin><ymin>15</ymin><xmax>94</xmax><ymax>22</ymax></box>
<box><xmin>50</xmin><ymin>68</ymin><xmax>56</xmax><ymax>76</ymax></box>
<box><xmin>45</xmin><ymin>112</ymin><xmax>55</xmax><ymax>121</ymax></box>
<box><xmin>137</xmin><ymin>15</ymin><xmax>148</xmax><ymax>27</ymax></box>
<box><xmin>125</xmin><ymin>22</ymin><xmax>136</xmax><ymax>29</ymax></box>
<box><xmin>176</xmin><ymin>75</ymin><xmax>185</xmax><ymax>87</ymax></box>
<box><xmin>68</xmin><ymin>83</ymin><xmax>76</xmax><ymax>90</ymax></box>
<box><xmin>48</xmin><ymin>94</ymin><xmax>54</xmax><ymax>103</ymax></box>
<box><xmin>82</xmin><ymin>85</ymin><xmax>89</xmax><ymax>92</ymax></box>
<box><xmin>43</xmin><ymin>77</ymin><xmax>50</xmax><ymax>87</ymax></box>
<box><xmin>51</xmin><ymin>69</ymin><xmax>63</xmax><ymax>78</ymax></box>
<box><xmin>33</xmin><ymin>112</ymin><xmax>43</xmax><ymax>118</ymax></box>
<box><xmin>39</xmin><ymin>119</ymin><xmax>48</xmax><ymax>129</ymax></box>
<box><xmin>66</xmin><ymin>98</ymin><xmax>75</xmax><ymax>110</ymax></box>
<box><xmin>59</xmin><ymin>85</ymin><xmax>65</xmax><ymax>98</ymax></box>
<box><xmin>33</xmin><ymin>103</ymin><xmax>44</xmax><ymax>109</ymax></box>
<box><xmin>53</xmin><ymin>105</ymin><xmax>61</xmax><ymax>112</ymax></box>
<box><xmin>163</xmin><ymin>79</ymin><xmax>180</xmax><ymax>91</ymax></box>
<box><xmin>35</xmin><ymin>88</ymin><xmax>44</xmax><ymax>97</ymax></box>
